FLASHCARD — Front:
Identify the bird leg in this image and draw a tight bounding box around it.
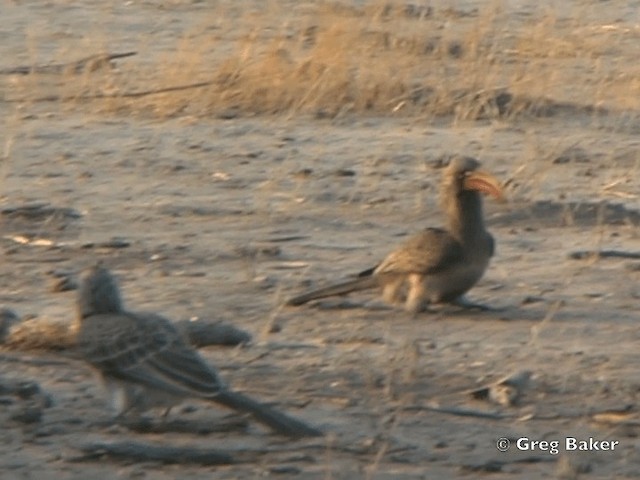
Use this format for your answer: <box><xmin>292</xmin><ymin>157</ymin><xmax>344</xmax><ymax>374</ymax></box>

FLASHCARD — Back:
<box><xmin>405</xmin><ymin>274</ymin><xmax>427</xmax><ymax>316</ymax></box>
<box><xmin>380</xmin><ymin>275</ymin><xmax>406</xmax><ymax>305</ymax></box>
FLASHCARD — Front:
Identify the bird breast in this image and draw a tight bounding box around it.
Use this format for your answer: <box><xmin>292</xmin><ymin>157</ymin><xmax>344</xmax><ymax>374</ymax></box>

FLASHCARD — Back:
<box><xmin>424</xmin><ymin>253</ymin><xmax>491</xmax><ymax>303</ymax></box>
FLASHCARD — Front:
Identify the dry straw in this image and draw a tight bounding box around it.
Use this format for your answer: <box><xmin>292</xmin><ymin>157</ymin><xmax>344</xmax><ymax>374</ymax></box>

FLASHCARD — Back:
<box><xmin>6</xmin><ymin>1</ymin><xmax>640</xmax><ymax>120</ymax></box>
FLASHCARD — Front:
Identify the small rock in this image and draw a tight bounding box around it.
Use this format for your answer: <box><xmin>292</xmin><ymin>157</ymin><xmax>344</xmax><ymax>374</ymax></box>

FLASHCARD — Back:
<box><xmin>51</xmin><ymin>275</ymin><xmax>78</xmax><ymax>292</ymax></box>
<box><xmin>334</xmin><ymin>168</ymin><xmax>356</xmax><ymax>177</ymax></box>
<box><xmin>0</xmin><ymin>308</ymin><xmax>21</xmax><ymax>342</ymax></box>
<box><xmin>521</xmin><ymin>296</ymin><xmax>544</xmax><ymax>305</ymax></box>
<box><xmin>16</xmin><ymin>381</ymin><xmax>42</xmax><ymax>400</ymax></box>
<box><xmin>10</xmin><ymin>406</ymin><xmax>43</xmax><ymax>424</ymax></box>
<box><xmin>270</xmin><ymin>466</ymin><xmax>302</xmax><ymax>475</ymax></box>
<box><xmin>470</xmin><ymin>370</ymin><xmax>533</xmax><ymax>406</ymax></box>
<box><xmin>292</xmin><ymin>168</ymin><xmax>313</xmax><ymax>179</ymax></box>
<box><xmin>176</xmin><ymin>319</ymin><xmax>252</xmax><ymax>347</ymax></box>
<box><xmin>81</xmin><ymin>237</ymin><xmax>131</xmax><ymax>249</ymax></box>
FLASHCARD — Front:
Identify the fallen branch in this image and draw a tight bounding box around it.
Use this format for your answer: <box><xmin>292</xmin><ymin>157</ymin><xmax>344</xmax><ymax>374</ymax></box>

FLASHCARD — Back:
<box><xmin>5</xmin><ymin>81</ymin><xmax>215</xmax><ymax>104</ymax></box>
<box><xmin>461</xmin><ymin>456</ymin><xmax>555</xmax><ymax>473</ymax></box>
<box><xmin>403</xmin><ymin>403</ymin><xmax>505</xmax><ymax>420</ymax></box>
<box><xmin>0</xmin><ymin>52</ymin><xmax>137</xmax><ymax>75</ymax></box>
<box><xmin>71</xmin><ymin>440</ymin><xmax>332</xmax><ymax>465</ymax></box>
<box><xmin>71</xmin><ymin>440</ymin><xmax>234</xmax><ymax>465</ymax></box>
<box><xmin>176</xmin><ymin>319</ymin><xmax>252</xmax><ymax>347</ymax></box>
<box><xmin>568</xmin><ymin>249</ymin><xmax>640</xmax><ymax>260</ymax></box>
<box><xmin>121</xmin><ymin>416</ymin><xmax>249</xmax><ymax>435</ymax></box>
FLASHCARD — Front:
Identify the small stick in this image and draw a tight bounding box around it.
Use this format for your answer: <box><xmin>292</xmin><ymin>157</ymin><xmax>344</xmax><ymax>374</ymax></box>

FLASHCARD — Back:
<box><xmin>403</xmin><ymin>404</ymin><xmax>505</xmax><ymax>419</ymax></box>
<box><xmin>5</xmin><ymin>81</ymin><xmax>215</xmax><ymax>104</ymax></box>
<box><xmin>0</xmin><ymin>52</ymin><xmax>137</xmax><ymax>75</ymax></box>
<box><xmin>568</xmin><ymin>250</ymin><xmax>640</xmax><ymax>260</ymax></box>
<box><xmin>71</xmin><ymin>440</ymin><xmax>233</xmax><ymax>465</ymax></box>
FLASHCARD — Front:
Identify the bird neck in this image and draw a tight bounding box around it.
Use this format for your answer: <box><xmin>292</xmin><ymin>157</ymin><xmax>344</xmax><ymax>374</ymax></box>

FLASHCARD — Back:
<box><xmin>78</xmin><ymin>281</ymin><xmax>124</xmax><ymax>319</ymax></box>
<box><xmin>444</xmin><ymin>190</ymin><xmax>487</xmax><ymax>245</ymax></box>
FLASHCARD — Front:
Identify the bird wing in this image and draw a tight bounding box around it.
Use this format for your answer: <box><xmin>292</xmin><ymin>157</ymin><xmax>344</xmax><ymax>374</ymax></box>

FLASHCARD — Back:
<box><xmin>77</xmin><ymin>311</ymin><xmax>225</xmax><ymax>398</ymax></box>
<box><xmin>372</xmin><ymin>228</ymin><xmax>465</xmax><ymax>276</ymax></box>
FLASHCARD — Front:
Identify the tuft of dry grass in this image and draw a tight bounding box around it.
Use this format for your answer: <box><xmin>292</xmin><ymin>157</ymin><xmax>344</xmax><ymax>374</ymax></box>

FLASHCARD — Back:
<box><xmin>5</xmin><ymin>1</ymin><xmax>640</xmax><ymax>120</ymax></box>
<box><xmin>3</xmin><ymin>317</ymin><xmax>78</xmax><ymax>352</ymax></box>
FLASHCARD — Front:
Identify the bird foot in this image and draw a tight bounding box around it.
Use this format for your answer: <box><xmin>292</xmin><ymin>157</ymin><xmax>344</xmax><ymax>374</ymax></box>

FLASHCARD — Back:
<box><xmin>451</xmin><ymin>297</ymin><xmax>502</xmax><ymax>312</ymax></box>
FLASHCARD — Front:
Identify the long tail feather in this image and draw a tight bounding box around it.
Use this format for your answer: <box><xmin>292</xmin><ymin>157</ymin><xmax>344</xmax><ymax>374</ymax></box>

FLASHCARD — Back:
<box><xmin>212</xmin><ymin>390</ymin><xmax>322</xmax><ymax>438</ymax></box>
<box><xmin>286</xmin><ymin>276</ymin><xmax>378</xmax><ymax>306</ymax></box>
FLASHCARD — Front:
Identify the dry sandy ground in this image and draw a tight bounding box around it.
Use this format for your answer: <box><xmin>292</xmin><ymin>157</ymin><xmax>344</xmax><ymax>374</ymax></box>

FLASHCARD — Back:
<box><xmin>1</xmin><ymin>1</ymin><xmax>639</xmax><ymax>479</ymax></box>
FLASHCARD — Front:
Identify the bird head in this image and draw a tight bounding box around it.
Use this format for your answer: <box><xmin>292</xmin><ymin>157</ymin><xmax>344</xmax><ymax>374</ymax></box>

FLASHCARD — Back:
<box><xmin>445</xmin><ymin>156</ymin><xmax>504</xmax><ymax>201</ymax></box>
<box><xmin>77</xmin><ymin>264</ymin><xmax>124</xmax><ymax>319</ymax></box>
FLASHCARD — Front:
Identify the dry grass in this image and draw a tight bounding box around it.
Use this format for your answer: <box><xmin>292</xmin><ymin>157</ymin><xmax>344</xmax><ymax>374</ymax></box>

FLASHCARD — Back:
<box><xmin>3</xmin><ymin>317</ymin><xmax>78</xmax><ymax>352</ymax></box>
<box><xmin>6</xmin><ymin>1</ymin><xmax>640</xmax><ymax>121</ymax></box>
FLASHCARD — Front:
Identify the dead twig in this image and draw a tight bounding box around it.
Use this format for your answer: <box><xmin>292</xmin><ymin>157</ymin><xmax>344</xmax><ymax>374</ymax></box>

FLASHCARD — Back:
<box><xmin>71</xmin><ymin>439</ymin><xmax>339</xmax><ymax>465</ymax></box>
<box><xmin>568</xmin><ymin>250</ymin><xmax>640</xmax><ymax>260</ymax></box>
<box><xmin>120</xmin><ymin>416</ymin><xmax>249</xmax><ymax>435</ymax></box>
<box><xmin>71</xmin><ymin>440</ymin><xmax>234</xmax><ymax>465</ymax></box>
<box><xmin>0</xmin><ymin>52</ymin><xmax>137</xmax><ymax>75</ymax></box>
<box><xmin>6</xmin><ymin>81</ymin><xmax>214</xmax><ymax>104</ymax></box>
<box><xmin>175</xmin><ymin>319</ymin><xmax>252</xmax><ymax>347</ymax></box>
<box><xmin>403</xmin><ymin>403</ymin><xmax>505</xmax><ymax>419</ymax></box>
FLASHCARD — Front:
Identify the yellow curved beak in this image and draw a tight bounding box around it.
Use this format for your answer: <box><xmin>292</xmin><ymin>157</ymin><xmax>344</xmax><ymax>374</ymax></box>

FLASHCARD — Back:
<box><xmin>463</xmin><ymin>170</ymin><xmax>504</xmax><ymax>200</ymax></box>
